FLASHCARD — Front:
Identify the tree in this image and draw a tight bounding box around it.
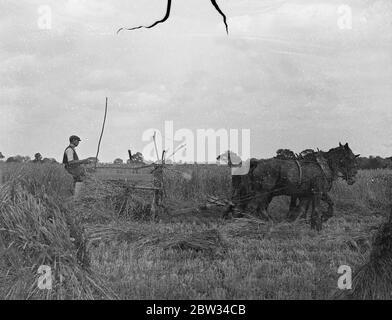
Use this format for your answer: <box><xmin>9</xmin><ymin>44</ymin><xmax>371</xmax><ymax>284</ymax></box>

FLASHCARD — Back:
<box><xmin>113</xmin><ymin>158</ymin><xmax>124</xmax><ymax>165</ymax></box>
<box><xmin>6</xmin><ymin>156</ymin><xmax>21</xmax><ymax>163</ymax></box>
<box><xmin>356</xmin><ymin>156</ymin><xmax>392</xmax><ymax>170</ymax></box>
<box><xmin>0</xmin><ymin>152</ymin><xmax>4</xmax><ymax>161</ymax></box>
<box><xmin>127</xmin><ymin>152</ymin><xmax>144</xmax><ymax>164</ymax></box>
<box><xmin>43</xmin><ymin>158</ymin><xmax>57</xmax><ymax>164</ymax></box>
<box><xmin>32</xmin><ymin>153</ymin><xmax>43</xmax><ymax>163</ymax></box>
<box><xmin>6</xmin><ymin>155</ymin><xmax>31</xmax><ymax>163</ymax></box>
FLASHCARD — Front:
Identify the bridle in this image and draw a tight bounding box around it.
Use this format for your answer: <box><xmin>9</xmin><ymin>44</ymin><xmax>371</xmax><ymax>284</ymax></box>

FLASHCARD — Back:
<box><xmin>334</xmin><ymin>156</ymin><xmax>356</xmax><ymax>183</ymax></box>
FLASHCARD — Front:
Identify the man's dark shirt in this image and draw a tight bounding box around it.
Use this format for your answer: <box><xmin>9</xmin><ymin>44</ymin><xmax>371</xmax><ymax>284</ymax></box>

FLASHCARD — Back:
<box><xmin>63</xmin><ymin>144</ymin><xmax>83</xmax><ymax>182</ymax></box>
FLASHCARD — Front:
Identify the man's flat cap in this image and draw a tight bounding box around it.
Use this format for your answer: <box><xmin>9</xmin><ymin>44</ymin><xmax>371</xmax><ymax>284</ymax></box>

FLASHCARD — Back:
<box><xmin>69</xmin><ymin>135</ymin><xmax>81</xmax><ymax>142</ymax></box>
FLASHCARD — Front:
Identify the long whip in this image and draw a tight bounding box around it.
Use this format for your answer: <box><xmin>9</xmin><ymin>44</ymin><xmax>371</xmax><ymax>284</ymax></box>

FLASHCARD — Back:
<box><xmin>95</xmin><ymin>97</ymin><xmax>108</xmax><ymax>169</ymax></box>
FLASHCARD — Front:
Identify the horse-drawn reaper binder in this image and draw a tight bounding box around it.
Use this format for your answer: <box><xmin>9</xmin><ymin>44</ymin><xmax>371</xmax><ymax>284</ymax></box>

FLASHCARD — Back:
<box><xmin>91</xmin><ymin>160</ymin><xmax>165</xmax><ymax>218</ymax></box>
<box><xmin>77</xmin><ymin>98</ymin><xmax>166</xmax><ymax>218</ymax></box>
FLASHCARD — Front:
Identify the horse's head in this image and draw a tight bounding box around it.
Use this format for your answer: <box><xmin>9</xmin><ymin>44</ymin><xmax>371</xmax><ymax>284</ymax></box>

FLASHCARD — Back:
<box><xmin>330</xmin><ymin>142</ymin><xmax>360</xmax><ymax>185</ymax></box>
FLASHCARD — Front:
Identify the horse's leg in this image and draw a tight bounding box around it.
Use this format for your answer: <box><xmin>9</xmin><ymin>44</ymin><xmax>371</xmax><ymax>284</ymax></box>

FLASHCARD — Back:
<box><xmin>287</xmin><ymin>195</ymin><xmax>311</xmax><ymax>223</ymax></box>
<box><xmin>290</xmin><ymin>196</ymin><xmax>298</xmax><ymax>211</ymax></box>
<box><xmin>286</xmin><ymin>196</ymin><xmax>299</xmax><ymax>221</ymax></box>
<box><xmin>310</xmin><ymin>193</ymin><xmax>322</xmax><ymax>231</ymax></box>
<box><xmin>303</xmin><ymin>197</ymin><xmax>311</xmax><ymax>222</ymax></box>
<box><xmin>293</xmin><ymin>197</ymin><xmax>310</xmax><ymax>223</ymax></box>
<box><xmin>310</xmin><ymin>196</ymin><xmax>316</xmax><ymax>229</ymax></box>
<box><xmin>225</xmin><ymin>182</ymin><xmax>246</xmax><ymax>219</ymax></box>
<box><xmin>264</xmin><ymin>194</ymin><xmax>274</xmax><ymax>221</ymax></box>
<box><xmin>321</xmin><ymin>193</ymin><xmax>334</xmax><ymax>221</ymax></box>
<box><xmin>255</xmin><ymin>194</ymin><xmax>273</xmax><ymax>221</ymax></box>
<box><xmin>238</xmin><ymin>187</ymin><xmax>249</xmax><ymax>211</ymax></box>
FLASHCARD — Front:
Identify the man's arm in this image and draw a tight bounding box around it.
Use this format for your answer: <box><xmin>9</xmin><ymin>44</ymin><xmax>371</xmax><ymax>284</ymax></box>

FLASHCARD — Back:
<box><xmin>66</xmin><ymin>149</ymin><xmax>96</xmax><ymax>165</ymax></box>
<box><xmin>68</xmin><ymin>159</ymin><xmax>90</xmax><ymax>165</ymax></box>
<box><xmin>68</xmin><ymin>158</ymin><xmax>97</xmax><ymax>166</ymax></box>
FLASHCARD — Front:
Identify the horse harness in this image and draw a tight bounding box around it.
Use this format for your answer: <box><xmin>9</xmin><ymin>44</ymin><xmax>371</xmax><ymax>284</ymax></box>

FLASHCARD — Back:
<box><xmin>294</xmin><ymin>160</ymin><xmax>303</xmax><ymax>186</ymax></box>
<box><xmin>315</xmin><ymin>156</ymin><xmax>333</xmax><ymax>184</ymax></box>
<box><xmin>294</xmin><ymin>156</ymin><xmax>331</xmax><ymax>187</ymax></box>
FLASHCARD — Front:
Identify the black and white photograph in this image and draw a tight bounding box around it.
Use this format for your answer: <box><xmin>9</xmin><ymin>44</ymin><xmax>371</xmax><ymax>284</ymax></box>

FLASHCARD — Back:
<box><xmin>0</xmin><ymin>0</ymin><xmax>392</xmax><ymax>305</ymax></box>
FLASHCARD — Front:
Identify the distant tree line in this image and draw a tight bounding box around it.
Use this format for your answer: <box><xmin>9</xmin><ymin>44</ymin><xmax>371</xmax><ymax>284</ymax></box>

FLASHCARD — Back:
<box><xmin>0</xmin><ymin>150</ymin><xmax>146</xmax><ymax>165</ymax></box>
<box><xmin>0</xmin><ymin>152</ymin><xmax>57</xmax><ymax>164</ymax></box>
<box><xmin>356</xmin><ymin>156</ymin><xmax>392</xmax><ymax>170</ymax></box>
<box><xmin>1</xmin><ymin>151</ymin><xmax>392</xmax><ymax>170</ymax></box>
<box><xmin>113</xmin><ymin>151</ymin><xmax>145</xmax><ymax>165</ymax></box>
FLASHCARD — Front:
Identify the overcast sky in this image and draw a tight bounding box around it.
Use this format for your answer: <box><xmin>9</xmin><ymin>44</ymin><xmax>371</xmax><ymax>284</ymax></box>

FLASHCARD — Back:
<box><xmin>0</xmin><ymin>0</ymin><xmax>391</xmax><ymax>162</ymax></box>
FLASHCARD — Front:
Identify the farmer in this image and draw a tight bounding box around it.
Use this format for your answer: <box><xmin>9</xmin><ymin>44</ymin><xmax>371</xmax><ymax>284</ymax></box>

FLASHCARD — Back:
<box><xmin>63</xmin><ymin>135</ymin><xmax>96</xmax><ymax>184</ymax></box>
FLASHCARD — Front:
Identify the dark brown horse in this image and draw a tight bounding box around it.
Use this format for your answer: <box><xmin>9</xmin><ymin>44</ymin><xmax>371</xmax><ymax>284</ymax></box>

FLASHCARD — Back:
<box><xmin>222</xmin><ymin>143</ymin><xmax>359</xmax><ymax>230</ymax></box>
<box><xmin>286</xmin><ymin>145</ymin><xmax>360</xmax><ymax>224</ymax></box>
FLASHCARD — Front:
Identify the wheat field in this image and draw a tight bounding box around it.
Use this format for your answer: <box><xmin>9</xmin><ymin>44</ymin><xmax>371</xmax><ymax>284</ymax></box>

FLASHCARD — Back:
<box><xmin>0</xmin><ymin>162</ymin><xmax>391</xmax><ymax>299</ymax></box>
